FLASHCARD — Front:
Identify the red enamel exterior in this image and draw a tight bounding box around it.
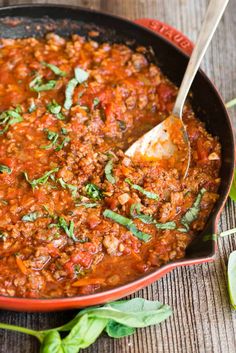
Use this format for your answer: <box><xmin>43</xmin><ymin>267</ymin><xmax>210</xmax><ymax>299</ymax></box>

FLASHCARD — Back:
<box><xmin>0</xmin><ymin>12</ymin><xmax>233</xmax><ymax>312</ymax></box>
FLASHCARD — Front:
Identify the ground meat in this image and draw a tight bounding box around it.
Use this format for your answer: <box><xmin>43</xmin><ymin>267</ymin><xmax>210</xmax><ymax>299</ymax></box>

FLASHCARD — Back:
<box><xmin>0</xmin><ymin>33</ymin><xmax>221</xmax><ymax>298</ymax></box>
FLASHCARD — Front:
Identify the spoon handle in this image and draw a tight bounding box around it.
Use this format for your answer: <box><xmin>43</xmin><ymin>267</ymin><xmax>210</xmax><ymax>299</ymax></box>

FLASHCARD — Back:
<box><xmin>172</xmin><ymin>0</ymin><xmax>229</xmax><ymax>118</ymax></box>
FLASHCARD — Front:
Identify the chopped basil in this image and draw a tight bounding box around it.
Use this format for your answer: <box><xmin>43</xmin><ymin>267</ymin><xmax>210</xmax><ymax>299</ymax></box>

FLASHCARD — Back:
<box><xmin>21</xmin><ymin>212</ymin><xmax>40</xmax><ymax>222</ymax></box>
<box><xmin>42</xmin><ymin>62</ymin><xmax>66</xmax><ymax>77</ymax></box>
<box><xmin>155</xmin><ymin>221</ymin><xmax>176</xmax><ymax>230</ymax></box>
<box><xmin>24</xmin><ymin>167</ymin><xmax>59</xmax><ymax>189</ymax></box>
<box><xmin>125</xmin><ymin>178</ymin><xmax>159</xmax><ymax>200</ymax></box>
<box><xmin>55</xmin><ymin>137</ymin><xmax>70</xmax><ymax>151</ymax></box>
<box><xmin>103</xmin><ymin>209</ymin><xmax>151</xmax><ymax>242</ymax></box>
<box><xmin>0</xmin><ymin>164</ymin><xmax>12</xmax><ymax>174</ymax></box>
<box><xmin>58</xmin><ymin>217</ymin><xmax>77</xmax><ymax>242</ymax></box>
<box><xmin>181</xmin><ymin>188</ymin><xmax>206</xmax><ymax>230</ymax></box>
<box><xmin>29</xmin><ymin>75</ymin><xmax>57</xmax><ymax>92</ymax></box>
<box><xmin>74</xmin><ymin>67</ymin><xmax>89</xmax><ymax>83</ymax></box>
<box><xmin>47</xmin><ymin>100</ymin><xmax>62</xmax><ymax>115</ymax></box>
<box><xmin>130</xmin><ymin>203</ymin><xmax>153</xmax><ymax>224</ymax></box>
<box><xmin>61</xmin><ymin>127</ymin><xmax>68</xmax><ymax>135</ymax></box>
<box><xmin>28</xmin><ymin>100</ymin><xmax>37</xmax><ymax>113</ymax></box>
<box><xmin>130</xmin><ymin>203</ymin><xmax>176</xmax><ymax>230</ymax></box>
<box><xmin>85</xmin><ymin>183</ymin><xmax>103</xmax><ymax>200</ymax></box>
<box><xmin>75</xmin><ymin>202</ymin><xmax>98</xmax><ymax>208</ymax></box>
<box><xmin>93</xmin><ymin>97</ymin><xmax>100</xmax><ymax>107</ymax></box>
<box><xmin>0</xmin><ymin>107</ymin><xmax>23</xmax><ymax>135</ymax></box>
<box><xmin>64</xmin><ymin>78</ymin><xmax>79</xmax><ymax>110</ymax></box>
<box><xmin>64</xmin><ymin>68</ymin><xmax>89</xmax><ymax>110</ymax></box>
<box><xmin>57</xmin><ymin>178</ymin><xmax>77</xmax><ymax>198</ymax></box>
<box><xmin>40</xmin><ymin>130</ymin><xmax>59</xmax><ymax>150</ymax></box>
<box><xmin>105</xmin><ymin>159</ymin><xmax>116</xmax><ymax>184</ymax></box>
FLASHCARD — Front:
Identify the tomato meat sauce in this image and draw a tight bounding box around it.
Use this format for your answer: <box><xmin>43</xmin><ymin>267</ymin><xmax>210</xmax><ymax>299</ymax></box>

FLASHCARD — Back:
<box><xmin>0</xmin><ymin>33</ymin><xmax>221</xmax><ymax>298</ymax></box>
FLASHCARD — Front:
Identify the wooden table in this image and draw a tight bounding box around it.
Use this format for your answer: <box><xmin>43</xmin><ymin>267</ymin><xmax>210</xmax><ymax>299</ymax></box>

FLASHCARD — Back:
<box><xmin>0</xmin><ymin>1</ymin><xmax>235</xmax><ymax>352</ymax></box>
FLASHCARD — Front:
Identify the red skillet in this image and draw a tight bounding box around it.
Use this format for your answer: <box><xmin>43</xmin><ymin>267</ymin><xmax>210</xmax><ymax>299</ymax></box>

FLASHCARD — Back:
<box><xmin>0</xmin><ymin>5</ymin><xmax>234</xmax><ymax>311</ymax></box>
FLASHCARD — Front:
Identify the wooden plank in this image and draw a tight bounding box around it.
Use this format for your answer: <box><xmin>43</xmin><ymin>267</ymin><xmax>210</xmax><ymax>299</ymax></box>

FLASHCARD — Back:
<box><xmin>0</xmin><ymin>1</ymin><xmax>235</xmax><ymax>352</ymax></box>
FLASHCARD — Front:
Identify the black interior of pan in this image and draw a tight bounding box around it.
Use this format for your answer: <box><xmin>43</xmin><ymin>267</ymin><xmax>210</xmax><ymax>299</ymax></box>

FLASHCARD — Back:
<box><xmin>0</xmin><ymin>4</ymin><xmax>234</xmax><ymax>262</ymax></box>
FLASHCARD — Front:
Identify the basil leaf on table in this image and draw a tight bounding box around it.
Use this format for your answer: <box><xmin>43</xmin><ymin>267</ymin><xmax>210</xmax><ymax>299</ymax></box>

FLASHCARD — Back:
<box><xmin>0</xmin><ymin>298</ymin><xmax>172</xmax><ymax>353</ymax></box>
<box><xmin>40</xmin><ymin>331</ymin><xmax>63</xmax><ymax>353</ymax></box>
<box><xmin>228</xmin><ymin>251</ymin><xmax>236</xmax><ymax>309</ymax></box>
<box><xmin>105</xmin><ymin>321</ymin><xmax>135</xmax><ymax>338</ymax></box>
<box><xmin>229</xmin><ymin>169</ymin><xmax>236</xmax><ymax>202</ymax></box>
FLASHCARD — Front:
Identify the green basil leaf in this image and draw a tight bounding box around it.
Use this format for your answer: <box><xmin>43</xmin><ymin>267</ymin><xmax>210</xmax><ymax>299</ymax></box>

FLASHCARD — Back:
<box><xmin>105</xmin><ymin>159</ymin><xmax>116</xmax><ymax>184</ymax></box>
<box><xmin>21</xmin><ymin>212</ymin><xmax>40</xmax><ymax>222</ymax></box>
<box><xmin>0</xmin><ymin>164</ymin><xmax>12</xmax><ymax>174</ymax></box>
<box><xmin>75</xmin><ymin>202</ymin><xmax>98</xmax><ymax>208</ymax></box>
<box><xmin>181</xmin><ymin>188</ymin><xmax>206</xmax><ymax>229</ymax></box>
<box><xmin>55</xmin><ymin>137</ymin><xmax>70</xmax><ymax>151</ymax></box>
<box><xmin>74</xmin><ymin>67</ymin><xmax>89</xmax><ymax>84</ymax></box>
<box><xmin>229</xmin><ymin>169</ymin><xmax>236</xmax><ymax>202</ymax></box>
<box><xmin>130</xmin><ymin>203</ymin><xmax>153</xmax><ymax>224</ymax></box>
<box><xmin>105</xmin><ymin>320</ymin><xmax>135</xmax><ymax>338</ymax></box>
<box><xmin>64</xmin><ymin>78</ymin><xmax>78</xmax><ymax>110</ymax></box>
<box><xmin>61</xmin><ymin>314</ymin><xmax>107</xmax><ymax>353</ymax></box>
<box><xmin>228</xmin><ymin>251</ymin><xmax>236</xmax><ymax>309</ymax></box>
<box><xmin>0</xmin><ymin>108</ymin><xmax>23</xmax><ymax>134</ymax></box>
<box><xmin>42</xmin><ymin>62</ymin><xmax>66</xmax><ymax>77</ymax></box>
<box><xmin>103</xmin><ymin>209</ymin><xmax>151</xmax><ymax>242</ymax></box>
<box><xmin>30</xmin><ymin>75</ymin><xmax>57</xmax><ymax>92</ymax></box>
<box><xmin>125</xmin><ymin>178</ymin><xmax>159</xmax><ymax>200</ymax></box>
<box><xmin>40</xmin><ymin>331</ymin><xmax>63</xmax><ymax>353</ymax></box>
<box><xmin>40</xmin><ymin>130</ymin><xmax>59</xmax><ymax>150</ymax></box>
<box><xmin>64</xmin><ymin>68</ymin><xmax>89</xmax><ymax>110</ymax></box>
<box><xmin>24</xmin><ymin>168</ymin><xmax>59</xmax><ymax>189</ymax></box>
<box><xmin>58</xmin><ymin>178</ymin><xmax>77</xmax><ymax>198</ymax></box>
<box><xmin>85</xmin><ymin>183</ymin><xmax>103</xmax><ymax>200</ymax></box>
<box><xmin>130</xmin><ymin>203</ymin><xmax>176</xmax><ymax>230</ymax></box>
<box><xmin>155</xmin><ymin>221</ymin><xmax>176</xmax><ymax>230</ymax></box>
<box><xmin>81</xmin><ymin>298</ymin><xmax>172</xmax><ymax>328</ymax></box>
<box><xmin>57</xmin><ymin>217</ymin><xmax>77</xmax><ymax>242</ymax></box>
<box><xmin>47</xmin><ymin>100</ymin><xmax>62</xmax><ymax>115</ymax></box>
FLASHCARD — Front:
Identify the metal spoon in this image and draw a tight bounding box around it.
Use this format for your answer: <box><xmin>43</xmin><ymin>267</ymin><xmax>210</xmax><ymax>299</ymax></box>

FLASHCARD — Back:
<box><xmin>126</xmin><ymin>0</ymin><xmax>229</xmax><ymax>178</ymax></box>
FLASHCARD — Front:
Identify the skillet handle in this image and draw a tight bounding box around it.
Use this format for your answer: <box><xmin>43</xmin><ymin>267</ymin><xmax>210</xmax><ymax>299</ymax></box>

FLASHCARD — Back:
<box><xmin>134</xmin><ymin>18</ymin><xmax>194</xmax><ymax>55</ymax></box>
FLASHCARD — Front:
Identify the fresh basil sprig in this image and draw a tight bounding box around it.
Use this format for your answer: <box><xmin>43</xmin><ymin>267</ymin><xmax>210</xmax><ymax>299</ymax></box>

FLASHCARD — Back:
<box><xmin>103</xmin><ymin>209</ymin><xmax>151</xmax><ymax>242</ymax></box>
<box><xmin>125</xmin><ymin>178</ymin><xmax>159</xmax><ymax>200</ymax></box>
<box><xmin>0</xmin><ymin>298</ymin><xmax>172</xmax><ymax>353</ymax></box>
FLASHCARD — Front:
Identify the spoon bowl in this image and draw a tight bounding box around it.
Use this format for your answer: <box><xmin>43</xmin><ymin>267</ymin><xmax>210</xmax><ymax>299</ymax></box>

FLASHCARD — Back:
<box><xmin>126</xmin><ymin>0</ymin><xmax>229</xmax><ymax>177</ymax></box>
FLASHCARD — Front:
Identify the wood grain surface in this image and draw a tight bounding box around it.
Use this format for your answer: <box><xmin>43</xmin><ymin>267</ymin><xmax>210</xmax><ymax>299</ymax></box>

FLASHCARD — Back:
<box><xmin>0</xmin><ymin>1</ymin><xmax>236</xmax><ymax>352</ymax></box>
